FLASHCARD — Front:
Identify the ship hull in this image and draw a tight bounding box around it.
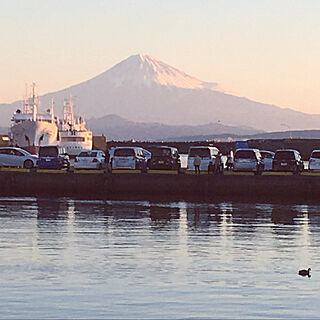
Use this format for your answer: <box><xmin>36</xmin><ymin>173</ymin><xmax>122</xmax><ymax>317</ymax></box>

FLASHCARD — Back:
<box><xmin>59</xmin><ymin>130</ymin><xmax>92</xmax><ymax>156</ymax></box>
<box><xmin>10</xmin><ymin>120</ymin><xmax>58</xmax><ymax>153</ymax></box>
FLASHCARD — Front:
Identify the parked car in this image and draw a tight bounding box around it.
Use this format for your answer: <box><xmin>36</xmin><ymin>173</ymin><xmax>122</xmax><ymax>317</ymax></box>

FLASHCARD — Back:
<box><xmin>143</xmin><ymin>149</ymin><xmax>152</xmax><ymax>162</ymax></box>
<box><xmin>147</xmin><ymin>146</ymin><xmax>181</xmax><ymax>170</ymax></box>
<box><xmin>309</xmin><ymin>150</ymin><xmax>320</xmax><ymax>172</ymax></box>
<box><xmin>272</xmin><ymin>149</ymin><xmax>304</xmax><ymax>174</ymax></box>
<box><xmin>233</xmin><ymin>148</ymin><xmax>263</xmax><ymax>175</ymax></box>
<box><xmin>111</xmin><ymin>147</ymin><xmax>148</xmax><ymax>170</ymax></box>
<box><xmin>74</xmin><ymin>150</ymin><xmax>106</xmax><ymax>169</ymax></box>
<box><xmin>38</xmin><ymin>146</ymin><xmax>70</xmax><ymax>170</ymax></box>
<box><xmin>0</xmin><ymin>147</ymin><xmax>38</xmax><ymax>169</ymax></box>
<box><xmin>260</xmin><ymin>150</ymin><xmax>275</xmax><ymax>171</ymax></box>
<box><xmin>187</xmin><ymin>146</ymin><xmax>219</xmax><ymax>172</ymax></box>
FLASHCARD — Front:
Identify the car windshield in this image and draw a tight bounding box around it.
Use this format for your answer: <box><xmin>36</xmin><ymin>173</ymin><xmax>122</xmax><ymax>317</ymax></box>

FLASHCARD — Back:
<box><xmin>274</xmin><ymin>151</ymin><xmax>295</xmax><ymax>160</ymax></box>
<box><xmin>311</xmin><ymin>152</ymin><xmax>320</xmax><ymax>159</ymax></box>
<box><xmin>151</xmin><ymin>148</ymin><xmax>172</xmax><ymax>157</ymax></box>
<box><xmin>189</xmin><ymin>148</ymin><xmax>210</xmax><ymax>158</ymax></box>
<box><xmin>235</xmin><ymin>150</ymin><xmax>256</xmax><ymax>160</ymax></box>
<box><xmin>78</xmin><ymin>151</ymin><xmax>97</xmax><ymax>157</ymax></box>
<box><xmin>39</xmin><ymin>147</ymin><xmax>58</xmax><ymax>157</ymax></box>
<box><xmin>114</xmin><ymin>148</ymin><xmax>135</xmax><ymax>157</ymax></box>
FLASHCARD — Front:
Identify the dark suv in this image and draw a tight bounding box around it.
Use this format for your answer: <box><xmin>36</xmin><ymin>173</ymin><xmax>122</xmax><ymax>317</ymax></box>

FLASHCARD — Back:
<box><xmin>272</xmin><ymin>149</ymin><xmax>304</xmax><ymax>174</ymax></box>
<box><xmin>147</xmin><ymin>146</ymin><xmax>181</xmax><ymax>170</ymax></box>
<box><xmin>38</xmin><ymin>146</ymin><xmax>70</xmax><ymax>170</ymax></box>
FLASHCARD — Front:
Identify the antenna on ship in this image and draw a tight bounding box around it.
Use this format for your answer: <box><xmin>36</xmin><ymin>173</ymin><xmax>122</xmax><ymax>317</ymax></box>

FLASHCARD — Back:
<box><xmin>63</xmin><ymin>93</ymin><xmax>74</xmax><ymax>129</ymax></box>
<box><xmin>50</xmin><ymin>98</ymin><xmax>55</xmax><ymax>122</ymax></box>
<box><xmin>31</xmin><ymin>82</ymin><xmax>38</xmax><ymax>121</ymax></box>
<box><xmin>23</xmin><ymin>83</ymin><xmax>31</xmax><ymax>113</ymax></box>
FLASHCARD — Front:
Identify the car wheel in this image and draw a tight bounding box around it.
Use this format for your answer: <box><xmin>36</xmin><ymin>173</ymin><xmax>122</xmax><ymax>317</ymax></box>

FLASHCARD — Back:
<box><xmin>24</xmin><ymin>159</ymin><xmax>33</xmax><ymax>169</ymax></box>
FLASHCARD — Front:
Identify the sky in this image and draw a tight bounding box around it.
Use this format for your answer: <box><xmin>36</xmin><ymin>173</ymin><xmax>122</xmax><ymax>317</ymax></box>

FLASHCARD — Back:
<box><xmin>0</xmin><ymin>0</ymin><xmax>320</xmax><ymax>114</ymax></box>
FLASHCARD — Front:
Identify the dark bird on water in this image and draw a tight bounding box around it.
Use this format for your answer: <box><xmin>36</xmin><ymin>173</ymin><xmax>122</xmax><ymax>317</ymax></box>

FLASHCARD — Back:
<box><xmin>298</xmin><ymin>268</ymin><xmax>311</xmax><ymax>277</ymax></box>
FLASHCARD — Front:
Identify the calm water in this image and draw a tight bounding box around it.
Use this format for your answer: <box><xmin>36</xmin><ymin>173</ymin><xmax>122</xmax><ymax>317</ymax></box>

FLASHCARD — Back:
<box><xmin>0</xmin><ymin>197</ymin><xmax>319</xmax><ymax>319</ymax></box>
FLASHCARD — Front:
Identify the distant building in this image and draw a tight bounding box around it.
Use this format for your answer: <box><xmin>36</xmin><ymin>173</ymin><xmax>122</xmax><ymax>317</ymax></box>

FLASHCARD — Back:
<box><xmin>0</xmin><ymin>135</ymin><xmax>10</xmax><ymax>147</ymax></box>
<box><xmin>93</xmin><ymin>135</ymin><xmax>107</xmax><ymax>151</ymax></box>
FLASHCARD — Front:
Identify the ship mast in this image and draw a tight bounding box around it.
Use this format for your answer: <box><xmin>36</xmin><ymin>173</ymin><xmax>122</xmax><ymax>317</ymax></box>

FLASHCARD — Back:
<box><xmin>23</xmin><ymin>83</ymin><xmax>30</xmax><ymax>113</ymax></box>
<box><xmin>50</xmin><ymin>98</ymin><xmax>55</xmax><ymax>122</ymax></box>
<box><xmin>31</xmin><ymin>83</ymin><xmax>38</xmax><ymax>121</ymax></box>
<box><xmin>63</xmin><ymin>93</ymin><xmax>74</xmax><ymax>129</ymax></box>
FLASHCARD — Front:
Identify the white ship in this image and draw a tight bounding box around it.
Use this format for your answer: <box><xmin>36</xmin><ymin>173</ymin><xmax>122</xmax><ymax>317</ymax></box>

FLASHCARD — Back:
<box><xmin>59</xmin><ymin>94</ymin><xmax>92</xmax><ymax>156</ymax></box>
<box><xmin>10</xmin><ymin>83</ymin><xmax>59</xmax><ymax>154</ymax></box>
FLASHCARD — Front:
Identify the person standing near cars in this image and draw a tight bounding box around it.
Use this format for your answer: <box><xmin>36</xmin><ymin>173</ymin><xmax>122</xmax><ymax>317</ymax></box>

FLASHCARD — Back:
<box><xmin>214</xmin><ymin>152</ymin><xmax>222</xmax><ymax>175</ymax></box>
<box><xmin>105</xmin><ymin>148</ymin><xmax>110</xmax><ymax>164</ymax></box>
<box><xmin>226</xmin><ymin>149</ymin><xmax>234</xmax><ymax>171</ymax></box>
<box><xmin>194</xmin><ymin>154</ymin><xmax>201</xmax><ymax>174</ymax></box>
<box><xmin>104</xmin><ymin>148</ymin><xmax>111</xmax><ymax>172</ymax></box>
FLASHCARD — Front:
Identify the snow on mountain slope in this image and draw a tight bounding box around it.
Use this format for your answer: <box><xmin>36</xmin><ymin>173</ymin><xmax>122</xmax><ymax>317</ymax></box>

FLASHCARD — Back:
<box><xmin>97</xmin><ymin>54</ymin><xmax>224</xmax><ymax>90</ymax></box>
<box><xmin>2</xmin><ymin>53</ymin><xmax>320</xmax><ymax>133</ymax></box>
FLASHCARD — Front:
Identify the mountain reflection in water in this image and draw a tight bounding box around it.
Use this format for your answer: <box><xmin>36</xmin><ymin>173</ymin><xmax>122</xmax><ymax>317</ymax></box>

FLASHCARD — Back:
<box><xmin>0</xmin><ymin>197</ymin><xmax>319</xmax><ymax>319</ymax></box>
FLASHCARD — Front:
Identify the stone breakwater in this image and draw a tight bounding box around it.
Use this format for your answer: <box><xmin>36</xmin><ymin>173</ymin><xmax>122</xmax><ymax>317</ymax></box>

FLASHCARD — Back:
<box><xmin>1</xmin><ymin>170</ymin><xmax>320</xmax><ymax>201</ymax></box>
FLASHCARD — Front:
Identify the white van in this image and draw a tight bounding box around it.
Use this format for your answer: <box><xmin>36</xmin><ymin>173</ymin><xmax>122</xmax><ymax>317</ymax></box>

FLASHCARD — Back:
<box><xmin>187</xmin><ymin>146</ymin><xmax>219</xmax><ymax>172</ymax></box>
<box><xmin>233</xmin><ymin>148</ymin><xmax>263</xmax><ymax>175</ymax></box>
<box><xmin>111</xmin><ymin>146</ymin><xmax>148</xmax><ymax>170</ymax></box>
<box><xmin>309</xmin><ymin>150</ymin><xmax>320</xmax><ymax>172</ymax></box>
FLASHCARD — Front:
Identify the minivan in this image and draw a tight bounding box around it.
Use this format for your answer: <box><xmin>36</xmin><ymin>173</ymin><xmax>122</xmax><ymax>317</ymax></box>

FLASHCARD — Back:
<box><xmin>187</xmin><ymin>146</ymin><xmax>219</xmax><ymax>172</ymax></box>
<box><xmin>233</xmin><ymin>148</ymin><xmax>263</xmax><ymax>175</ymax></box>
<box><xmin>38</xmin><ymin>146</ymin><xmax>70</xmax><ymax>170</ymax></box>
<box><xmin>272</xmin><ymin>149</ymin><xmax>304</xmax><ymax>174</ymax></box>
<box><xmin>111</xmin><ymin>147</ymin><xmax>148</xmax><ymax>170</ymax></box>
<box><xmin>147</xmin><ymin>146</ymin><xmax>181</xmax><ymax>170</ymax></box>
<box><xmin>309</xmin><ymin>150</ymin><xmax>320</xmax><ymax>172</ymax></box>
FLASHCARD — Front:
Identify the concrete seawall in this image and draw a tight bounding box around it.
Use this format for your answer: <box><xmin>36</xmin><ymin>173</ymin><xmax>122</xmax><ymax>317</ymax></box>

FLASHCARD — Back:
<box><xmin>1</xmin><ymin>170</ymin><xmax>320</xmax><ymax>201</ymax></box>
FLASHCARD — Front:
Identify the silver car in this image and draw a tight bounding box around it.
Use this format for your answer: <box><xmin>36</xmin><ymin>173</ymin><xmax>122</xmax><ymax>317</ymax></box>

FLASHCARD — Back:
<box><xmin>111</xmin><ymin>147</ymin><xmax>148</xmax><ymax>170</ymax></box>
<box><xmin>309</xmin><ymin>150</ymin><xmax>320</xmax><ymax>172</ymax></box>
<box><xmin>74</xmin><ymin>150</ymin><xmax>106</xmax><ymax>169</ymax></box>
<box><xmin>233</xmin><ymin>148</ymin><xmax>263</xmax><ymax>175</ymax></box>
<box><xmin>0</xmin><ymin>147</ymin><xmax>38</xmax><ymax>169</ymax></box>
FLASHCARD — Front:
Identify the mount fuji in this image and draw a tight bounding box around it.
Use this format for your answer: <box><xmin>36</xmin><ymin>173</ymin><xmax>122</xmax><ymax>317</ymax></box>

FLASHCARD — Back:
<box><xmin>2</xmin><ymin>53</ymin><xmax>320</xmax><ymax>137</ymax></box>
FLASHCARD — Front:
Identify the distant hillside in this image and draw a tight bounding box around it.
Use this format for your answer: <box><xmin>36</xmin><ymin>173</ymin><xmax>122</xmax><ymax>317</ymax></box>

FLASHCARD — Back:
<box><xmin>168</xmin><ymin>129</ymin><xmax>320</xmax><ymax>142</ymax></box>
<box><xmin>249</xmin><ymin>130</ymin><xmax>320</xmax><ymax>140</ymax></box>
<box><xmin>86</xmin><ymin>114</ymin><xmax>261</xmax><ymax>141</ymax></box>
<box><xmin>0</xmin><ymin>127</ymin><xmax>8</xmax><ymax>135</ymax></box>
<box><xmin>0</xmin><ymin>104</ymin><xmax>14</xmax><ymax>128</ymax></box>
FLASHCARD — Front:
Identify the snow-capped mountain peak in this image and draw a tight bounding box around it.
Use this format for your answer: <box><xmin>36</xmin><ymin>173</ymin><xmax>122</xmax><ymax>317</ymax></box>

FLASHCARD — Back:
<box><xmin>8</xmin><ymin>52</ymin><xmax>318</xmax><ymax>133</ymax></box>
<box><xmin>98</xmin><ymin>53</ymin><xmax>224</xmax><ymax>91</ymax></box>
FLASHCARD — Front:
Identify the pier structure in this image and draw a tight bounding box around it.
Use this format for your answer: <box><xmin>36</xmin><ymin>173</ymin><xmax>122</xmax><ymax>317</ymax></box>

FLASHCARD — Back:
<box><xmin>1</xmin><ymin>170</ymin><xmax>320</xmax><ymax>201</ymax></box>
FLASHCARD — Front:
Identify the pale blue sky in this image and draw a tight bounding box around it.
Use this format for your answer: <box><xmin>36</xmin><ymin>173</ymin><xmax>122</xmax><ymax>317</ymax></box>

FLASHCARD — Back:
<box><xmin>1</xmin><ymin>0</ymin><xmax>320</xmax><ymax>114</ymax></box>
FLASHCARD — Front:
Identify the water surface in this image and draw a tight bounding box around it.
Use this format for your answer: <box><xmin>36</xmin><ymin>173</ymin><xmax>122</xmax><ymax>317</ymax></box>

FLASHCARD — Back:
<box><xmin>0</xmin><ymin>197</ymin><xmax>319</xmax><ymax>319</ymax></box>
